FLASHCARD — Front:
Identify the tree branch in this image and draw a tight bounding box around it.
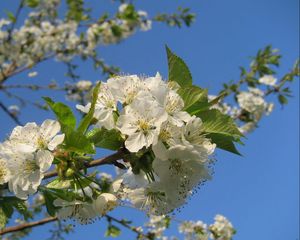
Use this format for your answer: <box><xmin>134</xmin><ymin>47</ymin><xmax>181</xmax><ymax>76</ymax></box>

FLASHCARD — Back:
<box><xmin>0</xmin><ymin>217</ymin><xmax>57</xmax><ymax>235</ymax></box>
<box><xmin>0</xmin><ymin>215</ymin><xmax>147</xmax><ymax>238</ymax></box>
<box><xmin>0</xmin><ymin>101</ymin><xmax>23</xmax><ymax>125</ymax></box>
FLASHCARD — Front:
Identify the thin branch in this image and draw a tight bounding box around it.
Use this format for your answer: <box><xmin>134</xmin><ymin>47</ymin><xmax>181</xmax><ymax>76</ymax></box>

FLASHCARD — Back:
<box><xmin>0</xmin><ymin>214</ymin><xmax>148</xmax><ymax>238</ymax></box>
<box><xmin>0</xmin><ymin>101</ymin><xmax>23</xmax><ymax>125</ymax></box>
<box><xmin>105</xmin><ymin>214</ymin><xmax>147</xmax><ymax>238</ymax></box>
<box><xmin>6</xmin><ymin>0</ymin><xmax>25</xmax><ymax>41</ymax></box>
<box><xmin>0</xmin><ymin>217</ymin><xmax>57</xmax><ymax>235</ymax></box>
<box><xmin>1</xmin><ymin>84</ymin><xmax>66</xmax><ymax>91</ymax></box>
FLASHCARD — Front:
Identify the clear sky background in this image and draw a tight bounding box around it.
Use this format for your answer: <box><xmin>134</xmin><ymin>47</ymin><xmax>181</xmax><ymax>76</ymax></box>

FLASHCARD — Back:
<box><xmin>0</xmin><ymin>0</ymin><xmax>299</xmax><ymax>239</ymax></box>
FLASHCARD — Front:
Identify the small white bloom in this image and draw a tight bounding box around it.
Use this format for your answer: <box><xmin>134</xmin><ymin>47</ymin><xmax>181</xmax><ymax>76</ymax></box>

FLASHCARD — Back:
<box><xmin>266</xmin><ymin>102</ymin><xmax>274</xmax><ymax>115</ymax></box>
<box><xmin>7</xmin><ymin>150</ymin><xmax>53</xmax><ymax>199</ymax></box>
<box><xmin>119</xmin><ymin>3</ymin><xmax>129</xmax><ymax>13</ymax></box>
<box><xmin>125</xmin><ymin>182</ymin><xmax>174</xmax><ymax>215</ymax></box>
<box><xmin>117</xmin><ymin>97</ymin><xmax>168</xmax><ymax>152</ymax></box>
<box><xmin>237</xmin><ymin>89</ymin><xmax>265</xmax><ymax>113</ymax></box>
<box><xmin>209</xmin><ymin>215</ymin><xmax>235</xmax><ymax>240</ymax></box>
<box><xmin>54</xmin><ymin>198</ymin><xmax>97</xmax><ymax>224</ymax></box>
<box><xmin>258</xmin><ymin>75</ymin><xmax>277</xmax><ymax>86</ymax></box>
<box><xmin>76</xmin><ymin>80</ymin><xmax>93</xmax><ymax>91</ymax></box>
<box><xmin>93</xmin><ymin>193</ymin><xmax>118</xmax><ymax>215</ymax></box>
<box><xmin>9</xmin><ymin>119</ymin><xmax>64</xmax><ymax>153</ymax></box>
<box><xmin>28</xmin><ymin>71</ymin><xmax>38</xmax><ymax>77</ymax></box>
<box><xmin>8</xmin><ymin>105</ymin><xmax>20</xmax><ymax>116</ymax></box>
<box><xmin>107</xmin><ymin>75</ymin><xmax>144</xmax><ymax>105</ymax></box>
<box><xmin>153</xmin><ymin>144</ymin><xmax>211</xmax><ymax>195</ymax></box>
<box><xmin>182</xmin><ymin>116</ymin><xmax>216</xmax><ymax>161</ymax></box>
<box><xmin>77</xmin><ymin>83</ymin><xmax>117</xmax><ymax>130</ymax></box>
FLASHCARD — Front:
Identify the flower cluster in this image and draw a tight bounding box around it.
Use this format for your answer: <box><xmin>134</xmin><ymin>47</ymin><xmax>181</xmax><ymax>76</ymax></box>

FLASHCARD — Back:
<box><xmin>0</xmin><ymin>2</ymin><xmax>152</xmax><ymax>79</ymax></box>
<box><xmin>179</xmin><ymin>215</ymin><xmax>235</xmax><ymax>240</ymax></box>
<box><xmin>77</xmin><ymin>73</ymin><xmax>216</xmax><ymax>215</ymax></box>
<box><xmin>237</xmin><ymin>86</ymin><xmax>274</xmax><ymax>134</ymax></box>
<box><xmin>87</xmin><ymin>4</ymin><xmax>151</xmax><ymax>47</ymax></box>
<box><xmin>0</xmin><ymin>120</ymin><xmax>64</xmax><ymax>199</ymax></box>
<box><xmin>209</xmin><ymin>215</ymin><xmax>236</xmax><ymax>240</ymax></box>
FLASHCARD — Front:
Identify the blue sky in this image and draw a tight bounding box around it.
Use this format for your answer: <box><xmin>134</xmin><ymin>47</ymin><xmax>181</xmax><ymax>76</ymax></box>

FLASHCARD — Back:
<box><xmin>0</xmin><ymin>0</ymin><xmax>299</xmax><ymax>239</ymax></box>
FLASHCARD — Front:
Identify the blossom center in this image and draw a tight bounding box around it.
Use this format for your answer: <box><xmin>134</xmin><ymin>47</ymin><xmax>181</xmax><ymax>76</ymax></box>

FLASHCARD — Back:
<box><xmin>159</xmin><ymin>129</ymin><xmax>171</xmax><ymax>141</ymax></box>
<box><xmin>169</xmin><ymin>158</ymin><xmax>182</xmax><ymax>174</ymax></box>
<box><xmin>24</xmin><ymin>160</ymin><xmax>39</xmax><ymax>173</ymax></box>
<box><xmin>37</xmin><ymin>137</ymin><xmax>47</xmax><ymax>149</ymax></box>
<box><xmin>137</xmin><ymin>119</ymin><xmax>151</xmax><ymax>133</ymax></box>
<box><xmin>165</xmin><ymin>97</ymin><xmax>181</xmax><ymax>114</ymax></box>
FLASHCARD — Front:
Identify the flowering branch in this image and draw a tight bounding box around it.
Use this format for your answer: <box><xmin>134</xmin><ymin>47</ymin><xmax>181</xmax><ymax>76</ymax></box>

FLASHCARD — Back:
<box><xmin>0</xmin><ymin>214</ymin><xmax>144</xmax><ymax>237</ymax></box>
<box><xmin>43</xmin><ymin>150</ymin><xmax>126</xmax><ymax>180</ymax></box>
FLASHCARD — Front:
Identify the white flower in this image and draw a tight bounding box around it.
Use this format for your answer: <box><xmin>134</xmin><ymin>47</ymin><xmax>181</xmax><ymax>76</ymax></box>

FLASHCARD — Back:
<box><xmin>144</xmin><ymin>73</ymin><xmax>190</xmax><ymax>126</ymax></box>
<box><xmin>28</xmin><ymin>71</ymin><xmax>38</xmax><ymax>77</ymax></box>
<box><xmin>157</xmin><ymin>121</ymin><xmax>183</xmax><ymax>147</ymax></box>
<box><xmin>238</xmin><ymin>122</ymin><xmax>256</xmax><ymax>134</ymax></box>
<box><xmin>266</xmin><ymin>102</ymin><xmax>274</xmax><ymax>115</ymax></box>
<box><xmin>76</xmin><ymin>83</ymin><xmax>117</xmax><ymax>130</ymax></box>
<box><xmin>125</xmin><ymin>182</ymin><xmax>174</xmax><ymax>215</ymax></box>
<box><xmin>117</xmin><ymin>97</ymin><xmax>168</xmax><ymax>152</ymax></box>
<box><xmin>182</xmin><ymin>116</ymin><xmax>216</xmax><ymax>161</ymax></box>
<box><xmin>9</xmin><ymin>119</ymin><xmax>64</xmax><ymax>153</ymax></box>
<box><xmin>54</xmin><ymin>199</ymin><xmax>97</xmax><ymax>224</ymax></box>
<box><xmin>209</xmin><ymin>215</ymin><xmax>235</xmax><ymax>240</ymax></box>
<box><xmin>93</xmin><ymin>193</ymin><xmax>118</xmax><ymax>215</ymax></box>
<box><xmin>179</xmin><ymin>220</ymin><xmax>209</xmax><ymax>240</ymax></box>
<box><xmin>54</xmin><ymin>192</ymin><xmax>117</xmax><ymax>224</ymax></box>
<box><xmin>237</xmin><ymin>89</ymin><xmax>265</xmax><ymax>113</ymax></box>
<box><xmin>120</xmin><ymin>168</ymin><xmax>149</xmax><ymax>189</ymax></box>
<box><xmin>119</xmin><ymin>3</ymin><xmax>129</xmax><ymax>13</ymax></box>
<box><xmin>8</xmin><ymin>105</ymin><xmax>20</xmax><ymax>116</ymax></box>
<box><xmin>107</xmin><ymin>75</ymin><xmax>144</xmax><ymax>105</ymax></box>
<box><xmin>0</xmin><ymin>19</ymin><xmax>10</xmax><ymax>28</ymax></box>
<box><xmin>258</xmin><ymin>75</ymin><xmax>277</xmax><ymax>86</ymax></box>
<box><xmin>7</xmin><ymin>150</ymin><xmax>53</xmax><ymax>199</ymax></box>
<box><xmin>164</xmin><ymin>90</ymin><xmax>191</xmax><ymax>126</ymax></box>
<box><xmin>153</xmin><ymin>144</ymin><xmax>211</xmax><ymax>195</ymax></box>
<box><xmin>76</xmin><ymin>80</ymin><xmax>92</xmax><ymax>91</ymax></box>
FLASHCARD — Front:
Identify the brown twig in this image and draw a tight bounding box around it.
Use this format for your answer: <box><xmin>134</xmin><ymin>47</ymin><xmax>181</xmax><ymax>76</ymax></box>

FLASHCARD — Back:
<box><xmin>0</xmin><ymin>101</ymin><xmax>23</xmax><ymax>125</ymax></box>
<box><xmin>0</xmin><ymin>217</ymin><xmax>57</xmax><ymax>235</ymax></box>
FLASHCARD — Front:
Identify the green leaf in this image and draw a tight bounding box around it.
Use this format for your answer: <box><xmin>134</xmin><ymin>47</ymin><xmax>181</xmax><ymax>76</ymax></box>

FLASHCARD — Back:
<box><xmin>6</xmin><ymin>11</ymin><xmax>16</xmax><ymax>23</ymax></box>
<box><xmin>42</xmin><ymin>191</ymin><xmax>58</xmax><ymax>217</ymax></box>
<box><xmin>208</xmin><ymin>93</ymin><xmax>226</xmax><ymax>107</ymax></box>
<box><xmin>207</xmin><ymin>133</ymin><xmax>242</xmax><ymax>155</ymax></box>
<box><xmin>0</xmin><ymin>197</ymin><xmax>30</xmax><ymax>221</ymax></box>
<box><xmin>278</xmin><ymin>95</ymin><xmax>288</xmax><ymax>105</ymax></box>
<box><xmin>47</xmin><ymin>178</ymin><xmax>71</xmax><ymax>189</ymax></box>
<box><xmin>177</xmin><ymin>86</ymin><xmax>209</xmax><ymax>114</ymax></box>
<box><xmin>40</xmin><ymin>187</ymin><xmax>79</xmax><ymax>216</ymax></box>
<box><xmin>105</xmin><ymin>225</ymin><xmax>121</xmax><ymax>237</ymax></box>
<box><xmin>87</xmin><ymin>128</ymin><xmax>123</xmax><ymax>151</ymax></box>
<box><xmin>0</xmin><ymin>208</ymin><xmax>7</xmax><ymax>229</ymax></box>
<box><xmin>64</xmin><ymin>129</ymin><xmax>95</xmax><ymax>154</ymax></box>
<box><xmin>43</xmin><ymin>97</ymin><xmax>76</xmax><ymax>132</ymax></box>
<box><xmin>77</xmin><ymin>82</ymin><xmax>101</xmax><ymax>134</ymax></box>
<box><xmin>26</xmin><ymin>0</ymin><xmax>39</xmax><ymax>8</ymax></box>
<box><xmin>166</xmin><ymin>46</ymin><xmax>192</xmax><ymax>87</ymax></box>
<box><xmin>197</xmin><ymin>109</ymin><xmax>243</xmax><ymax>139</ymax></box>
<box><xmin>45</xmin><ymin>188</ymin><xmax>78</xmax><ymax>202</ymax></box>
